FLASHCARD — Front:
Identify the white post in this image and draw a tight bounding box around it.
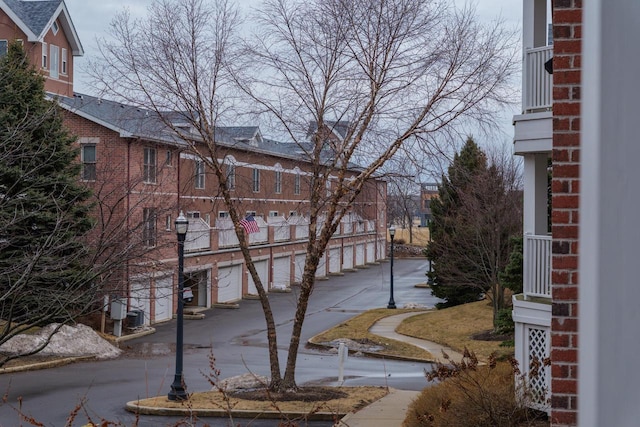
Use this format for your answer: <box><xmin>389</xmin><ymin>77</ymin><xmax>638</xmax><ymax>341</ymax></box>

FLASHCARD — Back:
<box><xmin>338</xmin><ymin>342</ymin><xmax>348</xmax><ymax>384</ymax></box>
<box><xmin>580</xmin><ymin>2</ymin><xmax>640</xmax><ymax>425</ymax></box>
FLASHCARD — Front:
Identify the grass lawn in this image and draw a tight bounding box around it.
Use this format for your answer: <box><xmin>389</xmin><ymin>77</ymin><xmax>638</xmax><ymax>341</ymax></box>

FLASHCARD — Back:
<box><xmin>396</xmin><ymin>300</ymin><xmax>514</xmax><ymax>361</ymax></box>
<box><xmin>309</xmin><ymin>308</ymin><xmax>434</xmax><ymax>361</ymax></box>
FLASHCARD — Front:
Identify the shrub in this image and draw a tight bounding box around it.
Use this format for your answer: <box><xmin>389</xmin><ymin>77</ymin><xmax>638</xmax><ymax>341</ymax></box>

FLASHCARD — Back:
<box><xmin>403</xmin><ymin>350</ymin><xmax>548</xmax><ymax>427</ymax></box>
<box><xmin>495</xmin><ymin>308</ymin><xmax>515</xmax><ymax>336</ymax></box>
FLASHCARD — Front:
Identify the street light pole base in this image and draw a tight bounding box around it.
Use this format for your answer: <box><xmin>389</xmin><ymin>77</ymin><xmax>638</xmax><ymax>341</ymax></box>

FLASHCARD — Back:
<box><xmin>168</xmin><ymin>378</ymin><xmax>188</xmax><ymax>401</ymax></box>
<box><xmin>387</xmin><ymin>302</ymin><xmax>397</xmax><ymax>309</ymax></box>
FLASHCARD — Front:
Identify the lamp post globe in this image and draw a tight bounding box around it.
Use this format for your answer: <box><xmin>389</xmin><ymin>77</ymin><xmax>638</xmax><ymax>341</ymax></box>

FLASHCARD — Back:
<box><xmin>388</xmin><ymin>226</ymin><xmax>397</xmax><ymax>309</ymax></box>
<box><xmin>169</xmin><ymin>211</ymin><xmax>189</xmax><ymax>401</ymax></box>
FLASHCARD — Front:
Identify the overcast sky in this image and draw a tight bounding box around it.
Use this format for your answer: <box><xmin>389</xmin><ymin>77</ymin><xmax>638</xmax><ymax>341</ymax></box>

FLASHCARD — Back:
<box><xmin>65</xmin><ymin>0</ymin><xmax>522</xmax><ymax>95</ymax></box>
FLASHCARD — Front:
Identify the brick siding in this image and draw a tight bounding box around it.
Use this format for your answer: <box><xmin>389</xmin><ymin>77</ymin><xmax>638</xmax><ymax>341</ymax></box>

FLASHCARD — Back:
<box><xmin>550</xmin><ymin>1</ymin><xmax>582</xmax><ymax>425</ymax></box>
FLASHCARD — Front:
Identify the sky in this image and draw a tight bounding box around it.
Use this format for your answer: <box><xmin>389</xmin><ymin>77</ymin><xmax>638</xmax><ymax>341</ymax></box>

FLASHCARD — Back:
<box><xmin>65</xmin><ymin>0</ymin><xmax>523</xmax><ymax>95</ymax></box>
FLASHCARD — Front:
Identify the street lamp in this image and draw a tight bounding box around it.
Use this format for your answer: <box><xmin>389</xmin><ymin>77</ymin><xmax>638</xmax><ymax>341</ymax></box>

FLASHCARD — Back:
<box><xmin>168</xmin><ymin>211</ymin><xmax>189</xmax><ymax>401</ymax></box>
<box><xmin>427</xmin><ymin>216</ymin><xmax>434</xmax><ymax>286</ymax></box>
<box><xmin>388</xmin><ymin>226</ymin><xmax>397</xmax><ymax>309</ymax></box>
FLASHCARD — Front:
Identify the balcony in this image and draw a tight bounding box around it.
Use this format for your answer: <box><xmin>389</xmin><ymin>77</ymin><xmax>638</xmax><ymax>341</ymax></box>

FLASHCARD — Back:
<box><xmin>513</xmin><ymin>46</ymin><xmax>553</xmax><ymax>155</ymax></box>
<box><xmin>184</xmin><ymin>216</ymin><xmax>379</xmax><ymax>254</ymax></box>
<box><xmin>523</xmin><ymin>233</ymin><xmax>551</xmax><ymax>299</ymax></box>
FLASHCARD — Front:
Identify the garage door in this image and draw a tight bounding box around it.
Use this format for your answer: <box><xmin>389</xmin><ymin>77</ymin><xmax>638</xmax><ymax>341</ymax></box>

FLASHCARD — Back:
<box><xmin>316</xmin><ymin>253</ymin><xmax>327</xmax><ymax>278</ymax></box>
<box><xmin>378</xmin><ymin>241</ymin><xmax>385</xmax><ymax>261</ymax></box>
<box><xmin>366</xmin><ymin>242</ymin><xmax>375</xmax><ymax>263</ymax></box>
<box><xmin>217</xmin><ymin>264</ymin><xmax>242</xmax><ymax>303</ymax></box>
<box><xmin>294</xmin><ymin>253</ymin><xmax>306</xmax><ymax>284</ymax></box>
<box><xmin>130</xmin><ymin>280</ymin><xmax>151</xmax><ymax>326</ymax></box>
<box><xmin>355</xmin><ymin>244</ymin><xmax>365</xmax><ymax>266</ymax></box>
<box><xmin>153</xmin><ymin>276</ymin><xmax>173</xmax><ymax>323</ymax></box>
<box><xmin>329</xmin><ymin>247</ymin><xmax>341</xmax><ymax>274</ymax></box>
<box><xmin>273</xmin><ymin>256</ymin><xmax>291</xmax><ymax>289</ymax></box>
<box><xmin>247</xmin><ymin>259</ymin><xmax>269</xmax><ymax>295</ymax></box>
<box><xmin>342</xmin><ymin>245</ymin><xmax>354</xmax><ymax>270</ymax></box>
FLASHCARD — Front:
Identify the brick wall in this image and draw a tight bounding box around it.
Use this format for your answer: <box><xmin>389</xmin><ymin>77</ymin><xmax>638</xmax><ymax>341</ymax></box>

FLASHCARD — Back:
<box><xmin>550</xmin><ymin>1</ymin><xmax>582</xmax><ymax>425</ymax></box>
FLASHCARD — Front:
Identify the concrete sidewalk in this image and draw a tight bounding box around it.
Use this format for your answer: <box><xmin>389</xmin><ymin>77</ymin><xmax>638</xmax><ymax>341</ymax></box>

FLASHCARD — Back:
<box><xmin>336</xmin><ymin>311</ymin><xmax>464</xmax><ymax>427</ymax></box>
<box><xmin>337</xmin><ymin>388</ymin><xmax>419</xmax><ymax>427</ymax></box>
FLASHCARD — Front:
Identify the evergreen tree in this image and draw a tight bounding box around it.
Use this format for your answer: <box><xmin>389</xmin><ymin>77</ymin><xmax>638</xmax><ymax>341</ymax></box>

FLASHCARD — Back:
<box><xmin>426</xmin><ymin>137</ymin><xmax>489</xmax><ymax>307</ymax></box>
<box><xmin>0</xmin><ymin>42</ymin><xmax>94</xmax><ymax>333</ymax></box>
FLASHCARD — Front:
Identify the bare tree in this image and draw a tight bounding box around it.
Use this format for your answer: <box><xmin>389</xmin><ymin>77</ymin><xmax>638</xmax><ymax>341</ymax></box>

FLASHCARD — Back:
<box><xmin>89</xmin><ymin>0</ymin><xmax>518</xmax><ymax>391</ymax></box>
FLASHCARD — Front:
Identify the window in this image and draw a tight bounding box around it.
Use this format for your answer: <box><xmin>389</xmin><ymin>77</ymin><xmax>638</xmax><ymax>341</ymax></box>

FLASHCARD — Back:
<box><xmin>61</xmin><ymin>48</ymin><xmax>67</xmax><ymax>74</ymax></box>
<box><xmin>294</xmin><ymin>172</ymin><xmax>301</xmax><ymax>195</ymax></box>
<box><xmin>143</xmin><ymin>147</ymin><xmax>157</xmax><ymax>183</ymax></box>
<box><xmin>289</xmin><ymin>211</ymin><xmax>298</xmax><ymax>217</ymax></box>
<box><xmin>195</xmin><ymin>159</ymin><xmax>205</xmax><ymax>189</ymax></box>
<box><xmin>275</xmin><ymin>170</ymin><xmax>282</xmax><ymax>194</ymax></box>
<box><xmin>0</xmin><ymin>40</ymin><xmax>7</xmax><ymax>57</ymax></box>
<box><xmin>187</xmin><ymin>211</ymin><xmax>200</xmax><ymax>219</ymax></box>
<box><xmin>52</xmin><ymin>21</ymin><xmax>59</xmax><ymax>35</ymax></box>
<box><xmin>42</xmin><ymin>42</ymin><xmax>47</xmax><ymax>68</ymax></box>
<box><xmin>269</xmin><ymin>211</ymin><xmax>279</xmax><ymax>217</ymax></box>
<box><xmin>81</xmin><ymin>145</ymin><xmax>96</xmax><ymax>181</ymax></box>
<box><xmin>252</xmin><ymin>168</ymin><xmax>260</xmax><ymax>192</ymax></box>
<box><xmin>226</xmin><ymin>163</ymin><xmax>235</xmax><ymax>190</ymax></box>
<box><xmin>165</xmin><ymin>149</ymin><xmax>172</xmax><ymax>165</ymax></box>
<box><xmin>218</xmin><ymin>211</ymin><xmax>229</xmax><ymax>218</ymax></box>
<box><xmin>165</xmin><ymin>214</ymin><xmax>172</xmax><ymax>231</ymax></box>
<box><xmin>49</xmin><ymin>44</ymin><xmax>59</xmax><ymax>79</ymax></box>
<box><xmin>143</xmin><ymin>208</ymin><xmax>157</xmax><ymax>247</ymax></box>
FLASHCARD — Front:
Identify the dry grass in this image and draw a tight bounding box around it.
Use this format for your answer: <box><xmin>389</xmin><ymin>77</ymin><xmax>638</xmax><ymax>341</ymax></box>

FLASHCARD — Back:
<box><xmin>387</xmin><ymin>227</ymin><xmax>431</xmax><ymax>246</ymax></box>
<box><xmin>396</xmin><ymin>300</ymin><xmax>513</xmax><ymax>361</ymax></box>
<box><xmin>131</xmin><ymin>386</ymin><xmax>388</xmax><ymax>415</ymax></box>
<box><xmin>310</xmin><ymin>308</ymin><xmax>434</xmax><ymax>360</ymax></box>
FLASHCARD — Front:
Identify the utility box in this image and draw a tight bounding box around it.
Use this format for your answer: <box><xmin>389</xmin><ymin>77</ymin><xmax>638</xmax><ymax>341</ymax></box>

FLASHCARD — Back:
<box><xmin>110</xmin><ymin>297</ymin><xmax>127</xmax><ymax>320</ymax></box>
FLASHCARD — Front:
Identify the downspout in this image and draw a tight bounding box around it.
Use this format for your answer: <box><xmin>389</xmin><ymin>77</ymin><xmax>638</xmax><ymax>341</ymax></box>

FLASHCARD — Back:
<box><xmin>126</xmin><ymin>138</ymin><xmax>132</xmax><ymax>310</ymax></box>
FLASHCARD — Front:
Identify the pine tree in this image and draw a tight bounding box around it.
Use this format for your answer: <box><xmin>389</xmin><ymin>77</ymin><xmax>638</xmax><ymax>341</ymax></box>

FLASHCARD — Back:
<box><xmin>426</xmin><ymin>137</ymin><xmax>489</xmax><ymax>307</ymax></box>
<box><xmin>0</xmin><ymin>42</ymin><xmax>94</xmax><ymax>331</ymax></box>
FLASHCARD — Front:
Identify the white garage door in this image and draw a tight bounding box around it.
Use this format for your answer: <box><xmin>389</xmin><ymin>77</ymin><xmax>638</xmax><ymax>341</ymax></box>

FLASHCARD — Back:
<box><xmin>273</xmin><ymin>256</ymin><xmax>291</xmax><ymax>289</ymax></box>
<box><xmin>294</xmin><ymin>253</ymin><xmax>306</xmax><ymax>284</ymax></box>
<box><xmin>378</xmin><ymin>241</ymin><xmax>385</xmax><ymax>261</ymax></box>
<box><xmin>355</xmin><ymin>244</ymin><xmax>365</xmax><ymax>266</ymax></box>
<box><xmin>342</xmin><ymin>245</ymin><xmax>354</xmax><ymax>270</ymax></box>
<box><xmin>153</xmin><ymin>276</ymin><xmax>173</xmax><ymax>323</ymax></box>
<box><xmin>366</xmin><ymin>242</ymin><xmax>375</xmax><ymax>263</ymax></box>
<box><xmin>329</xmin><ymin>247</ymin><xmax>341</xmax><ymax>274</ymax></box>
<box><xmin>130</xmin><ymin>280</ymin><xmax>151</xmax><ymax>326</ymax></box>
<box><xmin>316</xmin><ymin>253</ymin><xmax>327</xmax><ymax>278</ymax></box>
<box><xmin>247</xmin><ymin>259</ymin><xmax>269</xmax><ymax>295</ymax></box>
<box><xmin>217</xmin><ymin>264</ymin><xmax>242</xmax><ymax>303</ymax></box>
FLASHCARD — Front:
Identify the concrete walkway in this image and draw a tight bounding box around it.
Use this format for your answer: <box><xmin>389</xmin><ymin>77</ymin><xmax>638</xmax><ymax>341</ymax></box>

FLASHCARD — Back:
<box><xmin>369</xmin><ymin>311</ymin><xmax>466</xmax><ymax>362</ymax></box>
<box><xmin>336</xmin><ymin>311</ymin><xmax>465</xmax><ymax>427</ymax></box>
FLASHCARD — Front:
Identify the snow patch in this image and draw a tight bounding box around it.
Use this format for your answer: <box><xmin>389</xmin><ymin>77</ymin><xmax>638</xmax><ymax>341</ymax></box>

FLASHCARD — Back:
<box><xmin>0</xmin><ymin>323</ymin><xmax>121</xmax><ymax>359</ymax></box>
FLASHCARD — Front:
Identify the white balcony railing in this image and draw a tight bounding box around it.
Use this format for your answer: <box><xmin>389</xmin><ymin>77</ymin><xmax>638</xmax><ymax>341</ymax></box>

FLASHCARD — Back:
<box><xmin>185</xmin><ymin>219</ymin><xmax>211</xmax><ymax>252</ymax></box>
<box><xmin>524</xmin><ymin>46</ymin><xmax>553</xmax><ymax>113</ymax></box>
<box><xmin>523</xmin><ymin>233</ymin><xmax>552</xmax><ymax>298</ymax></box>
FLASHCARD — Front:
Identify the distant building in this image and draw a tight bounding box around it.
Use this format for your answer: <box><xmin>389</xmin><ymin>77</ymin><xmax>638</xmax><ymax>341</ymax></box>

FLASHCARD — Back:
<box><xmin>419</xmin><ymin>182</ymin><xmax>439</xmax><ymax>226</ymax></box>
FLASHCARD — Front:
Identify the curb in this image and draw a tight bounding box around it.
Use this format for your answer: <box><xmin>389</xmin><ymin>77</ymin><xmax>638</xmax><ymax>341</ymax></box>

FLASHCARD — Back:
<box><xmin>0</xmin><ymin>355</ymin><xmax>95</xmax><ymax>374</ymax></box>
<box><xmin>125</xmin><ymin>401</ymin><xmax>344</xmax><ymax>421</ymax></box>
<box><xmin>305</xmin><ymin>339</ymin><xmax>434</xmax><ymax>364</ymax></box>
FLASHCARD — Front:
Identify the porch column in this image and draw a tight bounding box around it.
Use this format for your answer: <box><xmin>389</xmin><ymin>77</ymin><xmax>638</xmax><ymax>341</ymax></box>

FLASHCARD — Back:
<box><xmin>580</xmin><ymin>2</ymin><xmax>640</xmax><ymax>425</ymax></box>
<box><xmin>522</xmin><ymin>0</ymin><xmax>549</xmax><ymax>112</ymax></box>
<box><xmin>523</xmin><ymin>153</ymin><xmax>548</xmax><ymax>236</ymax></box>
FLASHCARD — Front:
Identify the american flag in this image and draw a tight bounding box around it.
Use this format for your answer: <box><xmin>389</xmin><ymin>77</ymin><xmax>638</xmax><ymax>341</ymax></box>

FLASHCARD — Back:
<box><xmin>239</xmin><ymin>215</ymin><xmax>260</xmax><ymax>234</ymax></box>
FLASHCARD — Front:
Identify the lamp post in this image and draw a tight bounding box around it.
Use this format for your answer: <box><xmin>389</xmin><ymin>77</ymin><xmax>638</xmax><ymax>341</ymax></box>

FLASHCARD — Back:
<box><xmin>388</xmin><ymin>226</ymin><xmax>397</xmax><ymax>309</ymax></box>
<box><xmin>168</xmin><ymin>211</ymin><xmax>189</xmax><ymax>401</ymax></box>
<box><xmin>427</xmin><ymin>216</ymin><xmax>434</xmax><ymax>286</ymax></box>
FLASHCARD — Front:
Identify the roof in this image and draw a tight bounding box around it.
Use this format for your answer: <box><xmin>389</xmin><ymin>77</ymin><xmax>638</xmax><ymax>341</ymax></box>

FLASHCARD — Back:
<box><xmin>0</xmin><ymin>0</ymin><xmax>83</xmax><ymax>55</ymax></box>
<box><xmin>55</xmin><ymin>93</ymin><xmax>371</xmax><ymax>174</ymax></box>
<box><xmin>306</xmin><ymin>120</ymin><xmax>351</xmax><ymax>141</ymax></box>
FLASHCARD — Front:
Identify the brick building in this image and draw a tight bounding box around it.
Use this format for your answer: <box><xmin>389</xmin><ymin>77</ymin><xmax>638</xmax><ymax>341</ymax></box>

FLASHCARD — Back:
<box><xmin>511</xmin><ymin>1</ymin><xmax>582</xmax><ymax>425</ymax></box>
<box><xmin>1</xmin><ymin>0</ymin><xmax>387</xmax><ymax>326</ymax></box>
